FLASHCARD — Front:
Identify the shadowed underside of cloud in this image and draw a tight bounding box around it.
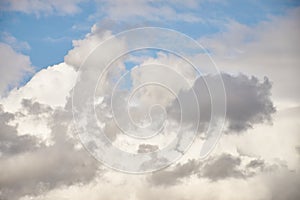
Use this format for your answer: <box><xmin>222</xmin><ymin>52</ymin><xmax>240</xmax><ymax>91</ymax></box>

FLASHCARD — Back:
<box><xmin>148</xmin><ymin>152</ymin><xmax>296</xmax><ymax>188</ymax></box>
<box><xmin>148</xmin><ymin>159</ymin><xmax>200</xmax><ymax>186</ymax></box>
<box><xmin>148</xmin><ymin>153</ymin><xmax>245</xmax><ymax>186</ymax></box>
<box><xmin>0</xmin><ymin>102</ymin><xmax>99</xmax><ymax>200</ymax></box>
<box><xmin>0</xmin><ymin>66</ymin><xmax>277</xmax><ymax>199</ymax></box>
<box><xmin>199</xmin><ymin>154</ymin><xmax>245</xmax><ymax>181</ymax></box>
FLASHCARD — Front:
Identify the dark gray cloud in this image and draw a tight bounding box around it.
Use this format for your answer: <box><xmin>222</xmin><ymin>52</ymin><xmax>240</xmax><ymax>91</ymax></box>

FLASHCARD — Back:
<box><xmin>199</xmin><ymin>154</ymin><xmax>245</xmax><ymax>181</ymax></box>
<box><xmin>148</xmin><ymin>159</ymin><xmax>200</xmax><ymax>186</ymax></box>
<box><xmin>222</xmin><ymin>74</ymin><xmax>275</xmax><ymax>132</ymax></box>
<box><xmin>0</xmin><ymin>102</ymin><xmax>99</xmax><ymax>200</ymax></box>
<box><xmin>246</xmin><ymin>159</ymin><xmax>265</xmax><ymax>170</ymax></box>
<box><xmin>148</xmin><ymin>154</ymin><xmax>243</xmax><ymax>186</ymax></box>
<box><xmin>168</xmin><ymin>73</ymin><xmax>275</xmax><ymax>133</ymax></box>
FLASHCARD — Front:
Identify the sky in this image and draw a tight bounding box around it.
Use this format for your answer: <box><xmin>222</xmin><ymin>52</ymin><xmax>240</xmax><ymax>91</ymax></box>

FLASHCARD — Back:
<box><xmin>0</xmin><ymin>0</ymin><xmax>300</xmax><ymax>200</ymax></box>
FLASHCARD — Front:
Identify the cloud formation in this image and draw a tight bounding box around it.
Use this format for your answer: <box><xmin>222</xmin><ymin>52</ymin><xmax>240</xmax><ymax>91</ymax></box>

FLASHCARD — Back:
<box><xmin>0</xmin><ymin>0</ymin><xmax>86</xmax><ymax>16</ymax></box>
<box><xmin>0</xmin><ymin>43</ymin><xmax>33</xmax><ymax>96</ymax></box>
<box><xmin>168</xmin><ymin>73</ymin><xmax>275</xmax><ymax>133</ymax></box>
<box><xmin>95</xmin><ymin>0</ymin><xmax>202</xmax><ymax>23</ymax></box>
<box><xmin>0</xmin><ymin>102</ymin><xmax>99</xmax><ymax>200</ymax></box>
<box><xmin>0</xmin><ymin>4</ymin><xmax>299</xmax><ymax>200</ymax></box>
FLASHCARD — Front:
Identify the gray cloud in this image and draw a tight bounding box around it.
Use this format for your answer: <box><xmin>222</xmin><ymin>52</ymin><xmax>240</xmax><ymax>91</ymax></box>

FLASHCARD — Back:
<box><xmin>147</xmin><ymin>153</ymin><xmax>272</xmax><ymax>186</ymax></box>
<box><xmin>138</xmin><ymin>144</ymin><xmax>159</xmax><ymax>154</ymax></box>
<box><xmin>148</xmin><ymin>159</ymin><xmax>200</xmax><ymax>186</ymax></box>
<box><xmin>246</xmin><ymin>159</ymin><xmax>265</xmax><ymax>170</ymax></box>
<box><xmin>21</xmin><ymin>99</ymin><xmax>52</xmax><ymax>115</ymax></box>
<box><xmin>0</xmin><ymin>102</ymin><xmax>99</xmax><ymax>200</ymax></box>
<box><xmin>0</xmin><ymin>105</ymin><xmax>38</xmax><ymax>156</ymax></box>
<box><xmin>266</xmin><ymin>170</ymin><xmax>300</xmax><ymax>200</ymax></box>
<box><xmin>168</xmin><ymin>73</ymin><xmax>275</xmax><ymax>133</ymax></box>
<box><xmin>222</xmin><ymin>74</ymin><xmax>275</xmax><ymax>132</ymax></box>
<box><xmin>199</xmin><ymin>154</ymin><xmax>245</xmax><ymax>181</ymax></box>
<box><xmin>296</xmin><ymin>146</ymin><xmax>300</xmax><ymax>156</ymax></box>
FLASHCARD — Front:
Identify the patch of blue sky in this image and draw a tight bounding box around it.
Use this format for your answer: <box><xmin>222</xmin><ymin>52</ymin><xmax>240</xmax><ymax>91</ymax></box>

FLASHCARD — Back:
<box><xmin>0</xmin><ymin>0</ymin><xmax>97</xmax><ymax>70</ymax></box>
<box><xmin>124</xmin><ymin>61</ymin><xmax>138</xmax><ymax>71</ymax></box>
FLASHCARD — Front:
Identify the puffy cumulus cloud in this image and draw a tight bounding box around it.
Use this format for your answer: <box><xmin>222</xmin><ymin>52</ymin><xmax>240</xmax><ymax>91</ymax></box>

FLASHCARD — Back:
<box><xmin>95</xmin><ymin>0</ymin><xmax>202</xmax><ymax>23</ymax></box>
<box><xmin>0</xmin><ymin>0</ymin><xmax>87</xmax><ymax>16</ymax></box>
<box><xmin>0</xmin><ymin>62</ymin><xmax>77</xmax><ymax>112</ymax></box>
<box><xmin>222</xmin><ymin>74</ymin><xmax>275</xmax><ymax>132</ymax></box>
<box><xmin>0</xmin><ymin>43</ymin><xmax>33</xmax><ymax>96</ymax></box>
<box><xmin>129</xmin><ymin>52</ymin><xmax>198</xmax><ymax>104</ymax></box>
<box><xmin>216</xmin><ymin>105</ymin><xmax>300</xmax><ymax>171</ymax></box>
<box><xmin>0</xmin><ymin>7</ymin><xmax>299</xmax><ymax>200</ymax></box>
<box><xmin>0</xmin><ymin>105</ymin><xmax>39</xmax><ymax>156</ymax></box>
<box><xmin>0</xmin><ymin>101</ymin><xmax>99</xmax><ymax>200</ymax></box>
<box><xmin>168</xmin><ymin>73</ymin><xmax>275</xmax><ymax>133</ymax></box>
<box><xmin>64</xmin><ymin>25</ymin><xmax>115</xmax><ymax>69</ymax></box>
<box><xmin>0</xmin><ymin>56</ymin><xmax>98</xmax><ymax>199</ymax></box>
<box><xmin>198</xmin><ymin>7</ymin><xmax>300</xmax><ymax>107</ymax></box>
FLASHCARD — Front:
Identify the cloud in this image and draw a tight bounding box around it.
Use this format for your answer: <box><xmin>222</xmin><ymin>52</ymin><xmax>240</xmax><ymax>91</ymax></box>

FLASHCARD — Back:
<box><xmin>0</xmin><ymin>102</ymin><xmax>99</xmax><ymax>200</ymax></box>
<box><xmin>0</xmin><ymin>43</ymin><xmax>33</xmax><ymax>96</ymax></box>
<box><xmin>222</xmin><ymin>74</ymin><xmax>275</xmax><ymax>132</ymax></box>
<box><xmin>168</xmin><ymin>73</ymin><xmax>275</xmax><ymax>133</ymax></box>
<box><xmin>199</xmin><ymin>7</ymin><xmax>300</xmax><ymax>107</ymax></box>
<box><xmin>264</xmin><ymin>169</ymin><xmax>300</xmax><ymax>200</ymax></box>
<box><xmin>0</xmin><ymin>5</ymin><xmax>299</xmax><ymax>200</ymax></box>
<box><xmin>64</xmin><ymin>25</ymin><xmax>115</xmax><ymax>69</ymax></box>
<box><xmin>0</xmin><ymin>105</ymin><xmax>39</xmax><ymax>156</ymax></box>
<box><xmin>148</xmin><ymin>159</ymin><xmax>200</xmax><ymax>186</ymax></box>
<box><xmin>296</xmin><ymin>146</ymin><xmax>300</xmax><ymax>156</ymax></box>
<box><xmin>0</xmin><ymin>63</ymin><xmax>76</xmax><ymax>112</ymax></box>
<box><xmin>199</xmin><ymin>154</ymin><xmax>244</xmax><ymax>181</ymax></box>
<box><xmin>0</xmin><ymin>0</ymin><xmax>87</xmax><ymax>16</ymax></box>
<box><xmin>138</xmin><ymin>144</ymin><xmax>159</xmax><ymax>154</ymax></box>
<box><xmin>0</xmin><ymin>32</ymin><xmax>30</xmax><ymax>52</ymax></box>
<box><xmin>246</xmin><ymin>159</ymin><xmax>265</xmax><ymax>169</ymax></box>
<box><xmin>94</xmin><ymin>0</ymin><xmax>202</xmax><ymax>23</ymax></box>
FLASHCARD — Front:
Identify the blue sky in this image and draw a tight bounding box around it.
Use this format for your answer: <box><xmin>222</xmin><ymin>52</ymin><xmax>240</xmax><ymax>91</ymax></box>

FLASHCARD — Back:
<box><xmin>0</xmin><ymin>0</ymin><xmax>299</xmax><ymax>71</ymax></box>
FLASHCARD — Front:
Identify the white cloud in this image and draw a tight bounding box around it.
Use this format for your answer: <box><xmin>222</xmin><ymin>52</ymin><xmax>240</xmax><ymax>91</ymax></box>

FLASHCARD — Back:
<box><xmin>0</xmin><ymin>63</ymin><xmax>77</xmax><ymax>112</ymax></box>
<box><xmin>0</xmin><ymin>32</ymin><xmax>31</xmax><ymax>52</ymax></box>
<box><xmin>94</xmin><ymin>0</ymin><xmax>202</xmax><ymax>23</ymax></box>
<box><xmin>0</xmin><ymin>43</ymin><xmax>33</xmax><ymax>96</ymax></box>
<box><xmin>64</xmin><ymin>25</ymin><xmax>115</xmax><ymax>69</ymax></box>
<box><xmin>0</xmin><ymin>0</ymin><xmax>87</xmax><ymax>16</ymax></box>
<box><xmin>198</xmin><ymin>7</ymin><xmax>300</xmax><ymax>107</ymax></box>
